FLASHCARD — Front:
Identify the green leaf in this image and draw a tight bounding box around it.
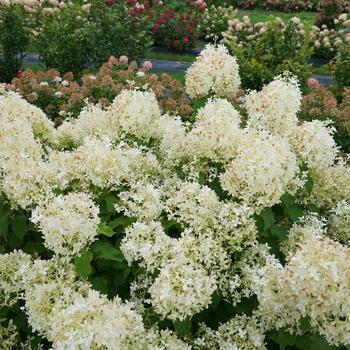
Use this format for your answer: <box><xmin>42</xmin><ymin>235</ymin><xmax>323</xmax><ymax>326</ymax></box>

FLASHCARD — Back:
<box><xmin>74</xmin><ymin>251</ymin><xmax>93</xmax><ymax>279</ymax></box>
<box><xmin>91</xmin><ymin>241</ymin><xmax>124</xmax><ymax>262</ymax></box>
<box><xmin>173</xmin><ymin>319</ymin><xmax>191</xmax><ymax>336</ymax></box>
<box><xmin>281</xmin><ymin>193</ymin><xmax>294</xmax><ymax>208</ymax></box>
<box><xmin>0</xmin><ymin>201</ymin><xmax>10</xmax><ymax>237</ymax></box>
<box><xmin>11</xmin><ymin>214</ymin><xmax>28</xmax><ymax>239</ymax></box>
<box><xmin>23</xmin><ymin>242</ymin><xmax>46</xmax><ymax>254</ymax></box>
<box><xmin>310</xmin><ymin>335</ymin><xmax>335</xmax><ymax>350</ymax></box>
<box><xmin>97</xmin><ymin>222</ymin><xmax>114</xmax><ymax>237</ymax></box>
<box><xmin>114</xmin><ymin>268</ymin><xmax>130</xmax><ymax>287</ymax></box>
<box><xmin>91</xmin><ymin>276</ymin><xmax>109</xmax><ymax>294</ymax></box>
<box><xmin>304</xmin><ymin>175</ymin><xmax>314</xmax><ymax>193</ymax></box>
<box><xmin>278</xmin><ymin>330</ymin><xmax>297</xmax><ymax>350</ymax></box>
<box><xmin>259</xmin><ymin>208</ymin><xmax>274</xmax><ymax>231</ymax></box>
<box><xmin>104</xmin><ymin>194</ymin><xmax>118</xmax><ymax>213</ymax></box>
<box><xmin>286</xmin><ymin>205</ymin><xmax>304</xmax><ymax>221</ymax></box>
<box><xmin>211</xmin><ymin>290</ymin><xmax>221</xmax><ymax>309</ymax></box>
<box><xmin>270</xmin><ymin>225</ymin><xmax>288</xmax><ymax>240</ymax></box>
<box><xmin>109</xmin><ymin>216</ymin><xmax>133</xmax><ymax>230</ymax></box>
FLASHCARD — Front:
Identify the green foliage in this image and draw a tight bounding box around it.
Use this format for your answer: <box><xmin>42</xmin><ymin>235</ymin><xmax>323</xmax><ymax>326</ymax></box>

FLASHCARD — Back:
<box><xmin>228</xmin><ymin>18</ymin><xmax>314</xmax><ymax>91</ymax></box>
<box><xmin>0</xmin><ymin>4</ymin><xmax>29</xmax><ymax>82</ymax></box>
<box><xmin>34</xmin><ymin>0</ymin><xmax>153</xmax><ymax>74</ymax></box>
<box><xmin>332</xmin><ymin>44</ymin><xmax>350</xmax><ymax>92</ymax></box>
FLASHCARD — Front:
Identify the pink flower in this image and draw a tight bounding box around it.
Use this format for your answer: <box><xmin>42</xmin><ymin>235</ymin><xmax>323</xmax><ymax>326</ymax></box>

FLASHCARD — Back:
<box><xmin>108</xmin><ymin>56</ymin><xmax>118</xmax><ymax>66</ymax></box>
<box><xmin>307</xmin><ymin>78</ymin><xmax>321</xmax><ymax>89</ymax></box>
<box><xmin>119</xmin><ymin>55</ymin><xmax>129</xmax><ymax>64</ymax></box>
<box><xmin>142</xmin><ymin>60</ymin><xmax>153</xmax><ymax>71</ymax></box>
<box><xmin>149</xmin><ymin>74</ymin><xmax>158</xmax><ymax>82</ymax></box>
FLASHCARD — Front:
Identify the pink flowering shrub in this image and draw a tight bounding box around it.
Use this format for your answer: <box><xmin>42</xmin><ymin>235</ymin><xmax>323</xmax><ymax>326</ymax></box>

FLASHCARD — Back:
<box><xmin>151</xmin><ymin>0</ymin><xmax>205</xmax><ymax>51</ymax></box>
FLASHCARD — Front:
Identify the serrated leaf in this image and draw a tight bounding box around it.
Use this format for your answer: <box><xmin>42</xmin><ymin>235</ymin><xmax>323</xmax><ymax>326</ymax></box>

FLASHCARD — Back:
<box><xmin>92</xmin><ymin>241</ymin><xmax>124</xmax><ymax>262</ymax></box>
<box><xmin>74</xmin><ymin>251</ymin><xmax>93</xmax><ymax>279</ymax></box>
<box><xmin>97</xmin><ymin>222</ymin><xmax>114</xmax><ymax>237</ymax></box>
<box><xmin>11</xmin><ymin>214</ymin><xmax>28</xmax><ymax>239</ymax></box>
<box><xmin>173</xmin><ymin>319</ymin><xmax>191</xmax><ymax>336</ymax></box>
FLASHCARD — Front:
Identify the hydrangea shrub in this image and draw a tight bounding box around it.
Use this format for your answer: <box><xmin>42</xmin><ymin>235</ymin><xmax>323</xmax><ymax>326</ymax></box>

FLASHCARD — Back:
<box><xmin>0</xmin><ymin>45</ymin><xmax>350</xmax><ymax>350</ymax></box>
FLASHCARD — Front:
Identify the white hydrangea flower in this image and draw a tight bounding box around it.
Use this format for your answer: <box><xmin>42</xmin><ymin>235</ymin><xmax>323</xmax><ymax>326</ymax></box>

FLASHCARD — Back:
<box><xmin>187</xmin><ymin>98</ymin><xmax>243</xmax><ymax>163</ymax></box>
<box><xmin>116</xmin><ymin>182</ymin><xmax>164</xmax><ymax>221</ymax></box>
<box><xmin>1</xmin><ymin>157</ymin><xmax>59</xmax><ymax>209</ymax></box>
<box><xmin>166</xmin><ymin>181</ymin><xmax>222</xmax><ymax>233</ymax></box>
<box><xmin>149</xmin><ymin>259</ymin><xmax>217</xmax><ymax>320</ymax></box>
<box><xmin>31</xmin><ymin>192</ymin><xmax>100</xmax><ymax>256</ymax></box>
<box><xmin>0</xmin><ymin>250</ymin><xmax>32</xmax><ymax>308</ymax></box>
<box><xmin>281</xmin><ymin>214</ymin><xmax>327</xmax><ymax>254</ymax></box>
<box><xmin>56</xmin><ymin>104</ymin><xmax>117</xmax><ymax>148</ymax></box>
<box><xmin>220</xmin><ymin>129</ymin><xmax>299</xmax><ymax>210</ymax></box>
<box><xmin>108</xmin><ymin>89</ymin><xmax>161</xmax><ymax>140</ymax></box>
<box><xmin>0</xmin><ymin>91</ymin><xmax>56</xmax><ymax>144</ymax></box>
<box><xmin>49</xmin><ymin>290</ymin><xmax>145</xmax><ymax>350</ymax></box>
<box><xmin>121</xmin><ymin>221</ymin><xmax>177</xmax><ymax>273</ymax></box>
<box><xmin>255</xmin><ymin>235</ymin><xmax>350</xmax><ymax>346</ymax></box>
<box><xmin>302</xmin><ymin>165</ymin><xmax>350</xmax><ymax>208</ymax></box>
<box><xmin>328</xmin><ymin>200</ymin><xmax>350</xmax><ymax>244</ymax></box>
<box><xmin>245</xmin><ymin>75</ymin><xmax>301</xmax><ymax>136</ymax></box>
<box><xmin>289</xmin><ymin>120</ymin><xmax>338</xmax><ymax>170</ymax></box>
<box><xmin>195</xmin><ymin>314</ymin><xmax>267</xmax><ymax>350</ymax></box>
<box><xmin>186</xmin><ymin>44</ymin><xmax>240</xmax><ymax>99</ymax></box>
<box><xmin>48</xmin><ymin>136</ymin><xmax>131</xmax><ymax>190</ymax></box>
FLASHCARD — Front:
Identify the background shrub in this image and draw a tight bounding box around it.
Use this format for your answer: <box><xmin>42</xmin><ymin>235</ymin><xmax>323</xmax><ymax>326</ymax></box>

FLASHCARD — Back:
<box><xmin>315</xmin><ymin>0</ymin><xmax>343</xmax><ymax>28</ymax></box>
<box><xmin>33</xmin><ymin>0</ymin><xmax>153</xmax><ymax>74</ymax></box>
<box><xmin>151</xmin><ymin>0</ymin><xmax>205</xmax><ymax>51</ymax></box>
<box><xmin>224</xmin><ymin>17</ymin><xmax>313</xmax><ymax>90</ymax></box>
<box><xmin>0</xmin><ymin>3</ymin><xmax>29</xmax><ymax>83</ymax></box>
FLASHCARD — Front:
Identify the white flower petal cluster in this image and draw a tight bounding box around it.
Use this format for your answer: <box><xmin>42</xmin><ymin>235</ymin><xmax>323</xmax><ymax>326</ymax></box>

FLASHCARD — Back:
<box><xmin>0</xmin><ymin>91</ymin><xmax>56</xmax><ymax>143</ymax></box>
<box><xmin>31</xmin><ymin>192</ymin><xmax>100</xmax><ymax>256</ymax></box>
<box><xmin>185</xmin><ymin>44</ymin><xmax>240</xmax><ymax>98</ymax></box>
<box><xmin>187</xmin><ymin>98</ymin><xmax>243</xmax><ymax>163</ymax></box>
<box><xmin>195</xmin><ymin>314</ymin><xmax>267</xmax><ymax>350</ymax></box>
<box><xmin>0</xmin><ymin>250</ymin><xmax>32</xmax><ymax>307</ymax></box>
<box><xmin>255</xmin><ymin>235</ymin><xmax>350</xmax><ymax>346</ymax></box>
<box><xmin>121</xmin><ymin>221</ymin><xmax>177</xmax><ymax>272</ymax></box>
<box><xmin>302</xmin><ymin>165</ymin><xmax>350</xmax><ymax>208</ymax></box>
<box><xmin>220</xmin><ymin>129</ymin><xmax>300</xmax><ymax>210</ymax></box>
<box><xmin>108</xmin><ymin>89</ymin><xmax>161</xmax><ymax>140</ymax></box>
<box><xmin>245</xmin><ymin>75</ymin><xmax>301</xmax><ymax>136</ymax></box>
<box><xmin>328</xmin><ymin>200</ymin><xmax>350</xmax><ymax>244</ymax></box>
<box><xmin>56</xmin><ymin>104</ymin><xmax>117</xmax><ymax>148</ymax></box>
<box><xmin>281</xmin><ymin>214</ymin><xmax>327</xmax><ymax>254</ymax></box>
<box><xmin>289</xmin><ymin>120</ymin><xmax>338</xmax><ymax>169</ymax></box>
<box><xmin>116</xmin><ymin>182</ymin><xmax>164</xmax><ymax>221</ymax></box>
<box><xmin>149</xmin><ymin>259</ymin><xmax>217</xmax><ymax>321</ymax></box>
